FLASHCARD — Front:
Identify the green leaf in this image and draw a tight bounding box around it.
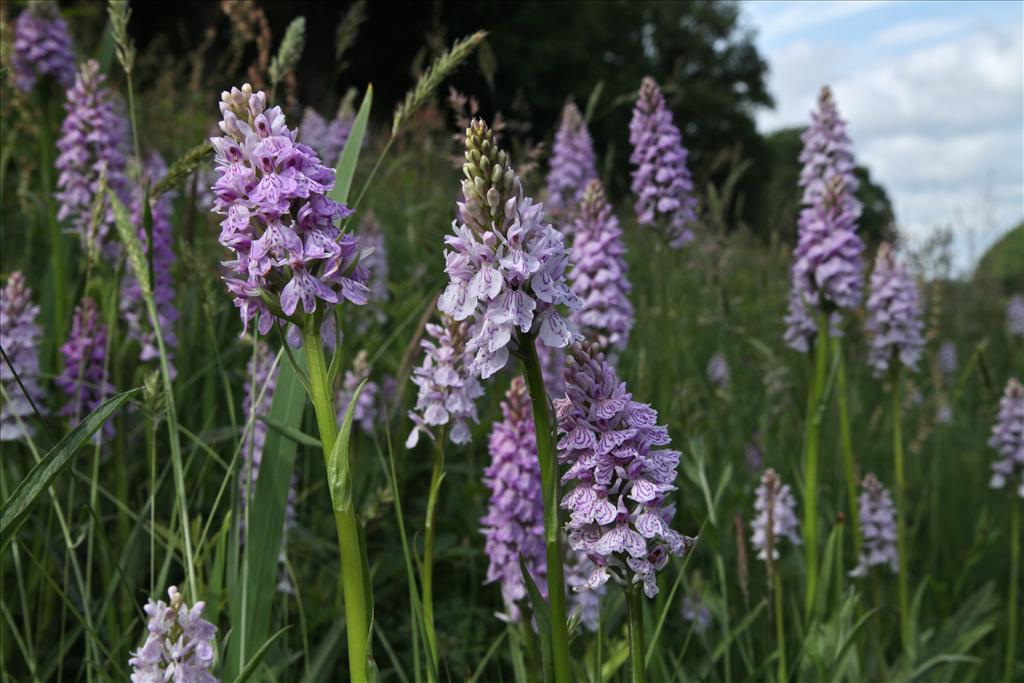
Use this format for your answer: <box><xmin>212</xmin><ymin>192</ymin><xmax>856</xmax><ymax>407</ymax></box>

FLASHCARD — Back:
<box><xmin>231</xmin><ymin>625</ymin><xmax>291</xmax><ymax>683</ymax></box>
<box><xmin>206</xmin><ymin>511</ymin><xmax>232</xmax><ymax>627</ymax></box>
<box><xmin>329</xmin><ymin>86</ymin><xmax>372</xmax><ymax>205</ymax></box>
<box><xmin>260</xmin><ymin>416</ymin><xmax>322</xmax><ymax>448</ymax></box>
<box><xmin>224</xmin><ymin>357</ymin><xmax>307</xmax><ymax>680</ymax></box>
<box><xmin>584</xmin><ymin>80</ymin><xmax>604</xmax><ymax>123</ymax></box>
<box><xmin>1</xmin><ymin>389</ymin><xmax>139</xmax><ymax>550</ymax></box>
<box><xmin>327</xmin><ymin>379</ymin><xmax>366</xmax><ymax>514</ymax></box>
<box><xmin>519</xmin><ymin>555</ymin><xmax>554</xmax><ymax>683</ymax></box>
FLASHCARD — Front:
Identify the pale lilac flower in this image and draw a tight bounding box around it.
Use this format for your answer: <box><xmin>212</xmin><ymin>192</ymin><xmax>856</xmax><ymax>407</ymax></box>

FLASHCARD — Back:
<box><xmin>120</xmin><ymin>152</ymin><xmax>179</xmax><ymax>375</ymax></box>
<box><xmin>569</xmin><ymin>180</ymin><xmax>634</xmax><ymax>356</ymax></box>
<box><xmin>336</xmin><ymin>349</ymin><xmax>379</xmax><ymax>435</ymax></box>
<box><xmin>406</xmin><ymin>316</ymin><xmax>484</xmax><ymax>448</ymax></box>
<box><xmin>357</xmin><ymin>211</ymin><xmax>388</xmax><ymax>305</ymax></box>
<box><xmin>481</xmin><ymin>376</ymin><xmax>547</xmax><ymax>622</ymax></box>
<box><xmin>866</xmin><ymin>243</ymin><xmax>925</xmax><ymax>377</ymax></box>
<box><xmin>706</xmin><ymin>352</ymin><xmax>730</xmax><ymax>389</ymax></box>
<box><xmin>0</xmin><ymin>272</ymin><xmax>46</xmax><ymax>441</ymax></box>
<box><xmin>681</xmin><ymin>594</ymin><xmax>712</xmax><ymax>633</ymax></box>
<box><xmin>1007</xmin><ymin>295</ymin><xmax>1024</xmax><ymax>338</ymax></box>
<box><xmin>935</xmin><ymin>400</ymin><xmax>953</xmax><ymax>425</ymax></box>
<box><xmin>438</xmin><ymin>119</ymin><xmax>581</xmax><ymax>379</ymax></box>
<box><xmin>937</xmin><ymin>341</ymin><xmax>957</xmax><ymax>376</ymax></box>
<box><xmin>745</xmin><ymin>438</ymin><xmax>763</xmax><ymax>474</ymax></box>
<box><xmin>750</xmin><ymin>468</ymin><xmax>800</xmax><ymax>562</ymax></box>
<box><xmin>56</xmin><ymin>298</ymin><xmax>114</xmax><ymax>440</ymax></box>
<box><xmin>564</xmin><ymin>552</ymin><xmax>603</xmax><ymax>632</ymax></box>
<box><xmin>55</xmin><ymin>60</ymin><xmax>130</xmax><ymax>255</ymax></box>
<box><xmin>797</xmin><ymin>87</ymin><xmax>861</xmax><ymax>213</ymax></box>
<box><xmin>481</xmin><ymin>376</ymin><xmax>603</xmax><ymax>625</ymax></box>
<box><xmin>628</xmin><ymin>76</ymin><xmax>698</xmax><ymax>248</ymax></box>
<box><xmin>850</xmin><ymin>473</ymin><xmax>899</xmax><ymax>577</ymax></box>
<box><xmin>210</xmin><ymin>84</ymin><xmax>368</xmax><ymax>338</ymax></box>
<box><xmin>988</xmin><ymin>377</ymin><xmax>1023</xmax><ymax>498</ymax></box>
<box><xmin>783</xmin><ymin>87</ymin><xmax>864</xmax><ymax>352</ymax></box>
<box><xmin>556</xmin><ymin>343</ymin><xmax>696</xmax><ymax>598</ymax></box>
<box><xmin>11</xmin><ymin>2</ymin><xmax>75</xmax><ymax>93</ymax></box>
<box><xmin>545</xmin><ymin>101</ymin><xmax>597</xmax><ymax>215</ymax></box>
<box><xmin>128</xmin><ymin>586</ymin><xmax>218</xmax><ymax>683</ymax></box>
<box><xmin>300</xmin><ymin>107</ymin><xmax>354</xmax><ymax>168</ymax></box>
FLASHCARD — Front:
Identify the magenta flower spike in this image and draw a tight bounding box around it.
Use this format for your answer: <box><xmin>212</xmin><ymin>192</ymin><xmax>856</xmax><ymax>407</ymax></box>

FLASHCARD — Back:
<box><xmin>783</xmin><ymin>86</ymin><xmax>865</xmax><ymax>352</ymax></box>
<box><xmin>988</xmin><ymin>377</ymin><xmax>1024</xmax><ymax>498</ymax></box>
<box><xmin>56</xmin><ymin>298</ymin><xmax>114</xmax><ymax>440</ymax></box>
<box><xmin>407</xmin><ymin>316</ymin><xmax>484</xmax><ymax>448</ymax></box>
<box><xmin>628</xmin><ymin>76</ymin><xmax>698</xmax><ymax>249</ymax></box>
<box><xmin>545</xmin><ymin>101</ymin><xmax>598</xmax><ymax>216</ymax></box>
<box><xmin>120</xmin><ymin>152</ymin><xmax>179</xmax><ymax>374</ymax></box>
<box><xmin>850</xmin><ymin>473</ymin><xmax>899</xmax><ymax>577</ymax></box>
<box><xmin>301</xmin><ymin>107</ymin><xmax>355</xmax><ymax>169</ymax></box>
<box><xmin>480</xmin><ymin>376</ymin><xmax>548</xmax><ymax>622</ymax></box>
<box><xmin>481</xmin><ymin>376</ymin><xmax>604</xmax><ymax>627</ymax></box>
<box><xmin>336</xmin><ymin>349</ymin><xmax>379</xmax><ymax>435</ymax></box>
<box><xmin>1007</xmin><ymin>295</ymin><xmax>1024</xmax><ymax>338</ymax></box>
<box><xmin>556</xmin><ymin>343</ymin><xmax>695</xmax><ymax>598</ymax></box>
<box><xmin>0</xmin><ymin>272</ymin><xmax>46</xmax><ymax>441</ymax></box>
<box><xmin>11</xmin><ymin>2</ymin><xmax>75</xmax><ymax>93</ymax></box>
<box><xmin>569</xmin><ymin>180</ymin><xmax>634</xmax><ymax>358</ymax></box>
<box><xmin>55</xmin><ymin>60</ymin><xmax>131</xmax><ymax>255</ymax></box>
<box><xmin>210</xmin><ymin>84</ymin><xmax>368</xmax><ymax>338</ymax></box>
<box><xmin>865</xmin><ymin>243</ymin><xmax>925</xmax><ymax>377</ymax></box>
<box><xmin>750</xmin><ymin>468</ymin><xmax>800</xmax><ymax>562</ymax></box>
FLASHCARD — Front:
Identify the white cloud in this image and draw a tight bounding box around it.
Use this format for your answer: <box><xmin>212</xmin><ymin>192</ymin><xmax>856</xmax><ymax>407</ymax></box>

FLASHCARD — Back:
<box><xmin>873</xmin><ymin>18</ymin><xmax>963</xmax><ymax>47</ymax></box>
<box><xmin>746</xmin><ymin>0</ymin><xmax>893</xmax><ymax>45</ymax></box>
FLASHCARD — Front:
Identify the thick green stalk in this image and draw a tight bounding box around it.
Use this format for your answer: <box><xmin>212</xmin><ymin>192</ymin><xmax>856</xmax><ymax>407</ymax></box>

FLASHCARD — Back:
<box><xmin>302</xmin><ymin>321</ymin><xmax>372</xmax><ymax>683</ymax></box>
<box><xmin>519</xmin><ymin>335</ymin><xmax>572</xmax><ymax>683</ymax></box>
<box><xmin>892</xmin><ymin>374</ymin><xmax>910</xmax><ymax>653</ymax></box>
<box><xmin>833</xmin><ymin>338</ymin><xmax>862</xmax><ymax>557</ymax></box>
<box><xmin>421</xmin><ymin>434</ymin><xmax>446</xmax><ymax>682</ymax></box>
<box><xmin>1006</xmin><ymin>497</ymin><xmax>1020</xmax><ymax>683</ymax></box>
<box><xmin>803</xmin><ymin>320</ymin><xmax>828</xmax><ymax>616</ymax></box>
<box><xmin>774</xmin><ymin>570</ymin><xmax>787</xmax><ymax>683</ymax></box>
<box><xmin>626</xmin><ymin>584</ymin><xmax>647</xmax><ymax>683</ymax></box>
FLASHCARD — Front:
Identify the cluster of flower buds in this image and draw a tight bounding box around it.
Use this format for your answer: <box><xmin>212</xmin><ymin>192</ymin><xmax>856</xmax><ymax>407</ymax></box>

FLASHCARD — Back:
<box><xmin>439</xmin><ymin>119</ymin><xmax>581</xmax><ymax>379</ymax></box>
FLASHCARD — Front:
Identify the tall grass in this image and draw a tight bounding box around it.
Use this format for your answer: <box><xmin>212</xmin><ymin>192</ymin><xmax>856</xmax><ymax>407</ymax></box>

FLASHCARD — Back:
<box><xmin>0</xmin><ymin>6</ymin><xmax>1021</xmax><ymax>682</ymax></box>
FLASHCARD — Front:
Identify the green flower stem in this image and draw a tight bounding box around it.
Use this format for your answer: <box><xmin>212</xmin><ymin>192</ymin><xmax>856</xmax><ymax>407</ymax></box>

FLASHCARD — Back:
<box><xmin>891</xmin><ymin>372</ymin><xmax>910</xmax><ymax>653</ymax></box>
<box><xmin>1005</xmin><ymin>495</ymin><xmax>1020</xmax><ymax>683</ymax></box>
<box><xmin>833</xmin><ymin>337</ymin><xmax>862</xmax><ymax>557</ymax></box>
<box><xmin>37</xmin><ymin>91</ymin><xmax>66</xmax><ymax>367</ymax></box>
<box><xmin>519</xmin><ymin>335</ymin><xmax>573</xmax><ymax>683</ymax></box>
<box><xmin>421</xmin><ymin>431</ymin><xmax>446</xmax><ymax>682</ymax></box>
<box><xmin>626</xmin><ymin>584</ymin><xmax>647</xmax><ymax>683</ymax></box>
<box><xmin>803</xmin><ymin>319</ymin><xmax>828</xmax><ymax>617</ymax></box>
<box><xmin>302</xmin><ymin>320</ymin><xmax>373</xmax><ymax>683</ymax></box>
<box><xmin>774</xmin><ymin>570</ymin><xmax>787</xmax><ymax>683</ymax></box>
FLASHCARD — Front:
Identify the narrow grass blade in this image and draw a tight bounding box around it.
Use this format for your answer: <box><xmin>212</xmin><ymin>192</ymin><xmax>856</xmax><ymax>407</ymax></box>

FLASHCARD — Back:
<box><xmin>1</xmin><ymin>388</ymin><xmax>138</xmax><ymax>550</ymax></box>
<box><xmin>232</xmin><ymin>625</ymin><xmax>292</xmax><ymax>683</ymax></box>
<box><xmin>329</xmin><ymin>86</ymin><xmax>372</xmax><ymax>205</ymax></box>
<box><xmin>224</xmin><ymin>358</ymin><xmax>307</xmax><ymax>680</ymax></box>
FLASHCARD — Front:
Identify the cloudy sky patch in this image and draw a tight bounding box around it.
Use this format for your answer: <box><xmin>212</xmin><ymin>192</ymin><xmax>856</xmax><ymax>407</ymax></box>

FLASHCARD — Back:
<box><xmin>742</xmin><ymin>0</ymin><xmax>1023</xmax><ymax>273</ymax></box>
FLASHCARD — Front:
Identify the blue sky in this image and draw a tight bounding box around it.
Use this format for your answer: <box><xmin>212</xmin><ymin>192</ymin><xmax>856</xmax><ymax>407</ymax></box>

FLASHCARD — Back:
<box><xmin>740</xmin><ymin>0</ymin><xmax>1024</xmax><ymax>273</ymax></box>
